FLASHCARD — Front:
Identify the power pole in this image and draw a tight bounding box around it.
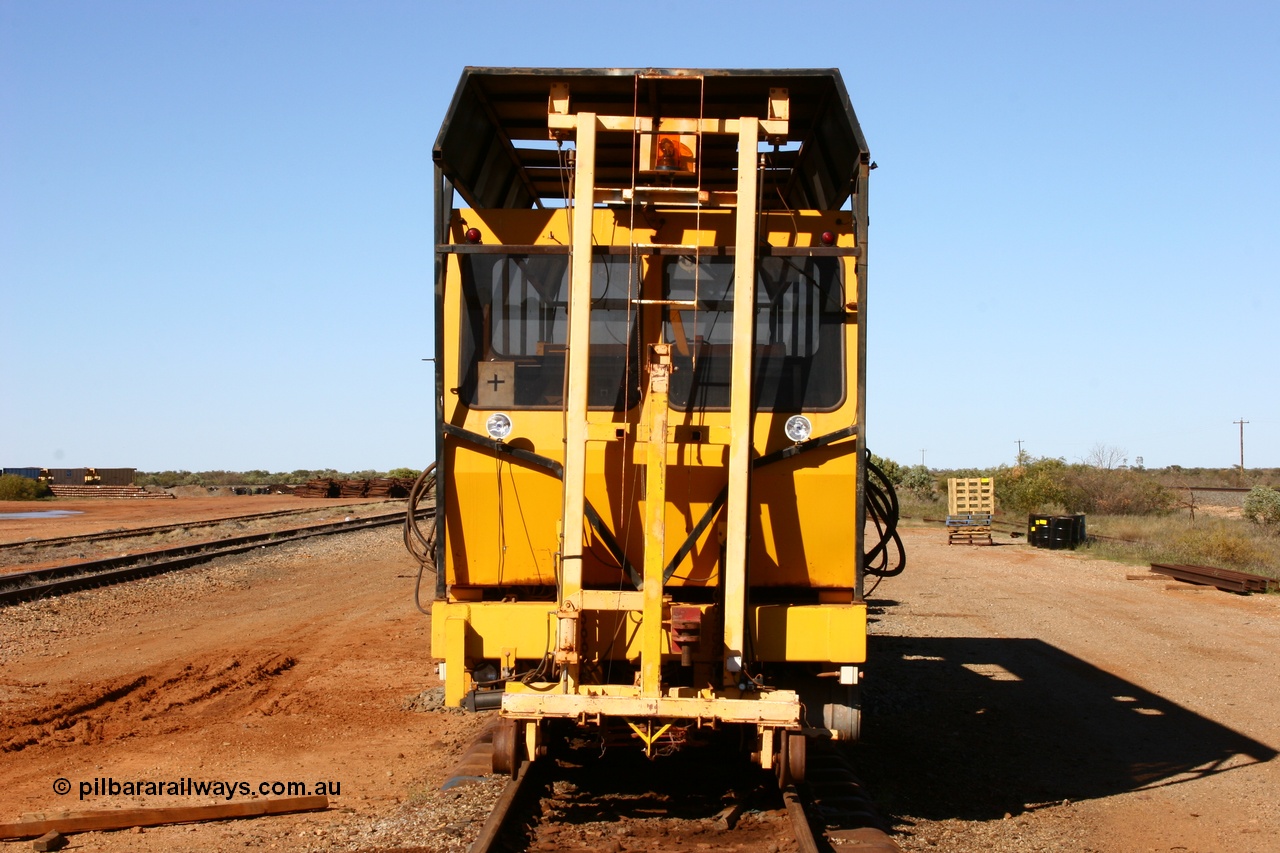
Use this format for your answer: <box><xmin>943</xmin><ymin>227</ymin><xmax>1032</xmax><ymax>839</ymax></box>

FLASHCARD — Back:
<box><xmin>1234</xmin><ymin>418</ymin><xmax>1249</xmax><ymax>473</ymax></box>
<box><xmin>921</xmin><ymin>448</ymin><xmax>926</xmax><ymax>467</ymax></box>
<box><xmin>1015</xmin><ymin>439</ymin><xmax>1024</xmax><ymax>464</ymax></box>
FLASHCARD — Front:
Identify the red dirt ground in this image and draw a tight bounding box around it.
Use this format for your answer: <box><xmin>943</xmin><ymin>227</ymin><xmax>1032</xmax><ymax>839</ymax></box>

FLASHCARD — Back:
<box><xmin>1</xmin><ymin>496</ymin><xmax>487</xmax><ymax>851</ymax></box>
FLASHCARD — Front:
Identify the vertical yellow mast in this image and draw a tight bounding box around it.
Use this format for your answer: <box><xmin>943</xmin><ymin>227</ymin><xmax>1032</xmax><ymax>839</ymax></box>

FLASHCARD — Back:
<box><xmin>723</xmin><ymin>117</ymin><xmax>759</xmax><ymax>684</ymax></box>
<box><xmin>558</xmin><ymin>111</ymin><xmax>597</xmax><ymax>689</ymax></box>
<box><xmin>640</xmin><ymin>344</ymin><xmax>672</xmax><ymax>697</ymax></box>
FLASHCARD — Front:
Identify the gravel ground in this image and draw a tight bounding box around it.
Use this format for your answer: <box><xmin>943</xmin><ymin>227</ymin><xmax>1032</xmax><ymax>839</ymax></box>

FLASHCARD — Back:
<box><xmin>853</xmin><ymin>523</ymin><xmax>1280</xmax><ymax>853</ymax></box>
<box><xmin>0</xmin><ymin>524</ymin><xmax>495</xmax><ymax>852</ymax></box>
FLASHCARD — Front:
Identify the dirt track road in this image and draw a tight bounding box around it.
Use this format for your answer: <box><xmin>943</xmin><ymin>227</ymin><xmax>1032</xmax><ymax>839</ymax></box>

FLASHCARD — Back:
<box><xmin>1</xmin><ymin>505</ymin><xmax>488</xmax><ymax>852</ymax></box>
<box><xmin>859</xmin><ymin>525</ymin><xmax>1280</xmax><ymax>852</ymax></box>
<box><xmin>1</xmin><ymin>502</ymin><xmax>1278</xmax><ymax>851</ymax></box>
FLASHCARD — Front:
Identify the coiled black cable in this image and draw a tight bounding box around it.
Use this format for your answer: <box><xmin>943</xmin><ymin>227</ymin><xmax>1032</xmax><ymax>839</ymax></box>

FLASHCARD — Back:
<box><xmin>403</xmin><ymin>463</ymin><xmax>437</xmax><ymax>614</ymax></box>
<box><xmin>864</xmin><ymin>451</ymin><xmax>906</xmax><ymax>579</ymax></box>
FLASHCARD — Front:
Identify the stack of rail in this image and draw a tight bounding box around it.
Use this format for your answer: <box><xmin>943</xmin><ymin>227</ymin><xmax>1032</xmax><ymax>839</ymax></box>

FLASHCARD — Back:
<box><xmin>946</xmin><ymin>477</ymin><xmax>994</xmax><ymax>545</ymax></box>
<box><xmin>294</xmin><ymin>478</ymin><xmax>412</xmax><ymax>499</ymax></box>
<box><xmin>337</xmin><ymin>479</ymin><xmax>368</xmax><ymax>498</ymax></box>
<box><xmin>365</xmin><ymin>478</ymin><xmax>411</xmax><ymax>498</ymax></box>
<box><xmin>295</xmin><ymin>479</ymin><xmax>339</xmax><ymax>498</ymax></box>
<box><xmin>1150</xmin><ymin>563</ymin><xmax>1278</xmax><ymax>594</ymax></box>
<box><xmin>47</xmin><ymin>485</ymin><xmax>174</xmax><ymax>499</ymax></box>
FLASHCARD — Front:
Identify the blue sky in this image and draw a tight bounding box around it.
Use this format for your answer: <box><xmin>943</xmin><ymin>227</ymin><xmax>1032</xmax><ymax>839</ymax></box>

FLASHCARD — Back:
<box><xmin>2</xmin><ymin>1</ymin><xmax>1276</xmax><ymax>472</ymax></box>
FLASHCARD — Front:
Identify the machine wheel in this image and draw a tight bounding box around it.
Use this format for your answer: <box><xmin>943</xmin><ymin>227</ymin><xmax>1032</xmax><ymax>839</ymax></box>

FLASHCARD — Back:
<box><xmin>776</xmin><ymin>730</ymin><xmax>807</xmax><ymax>786</ymax></box>
<box><xmin>492</xmin><ymin>718</ymin><xmax>521</xmax><ymax>778</ymax></box>
<box><xmin>824</xmin><ymin>684</ymin><xmax>862</xmax><ymax>742</ymax></box>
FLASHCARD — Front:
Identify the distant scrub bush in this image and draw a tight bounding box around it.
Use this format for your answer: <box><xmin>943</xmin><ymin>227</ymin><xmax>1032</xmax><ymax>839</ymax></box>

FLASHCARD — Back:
<box><xmin>1243</xmin><ymin>486</ymin><xmax>1280</xmax><ymax>529</ymax></box>
<box><xmin>901</xmin><ymin>464</ymin><xmax>937</xmax><ymax>500</ymax></box>
<box><xmin>135</xmin><ymin>468</ymin><xmax>425</xmax><ymax>488</ymax></box>
<box><xmin>0</xmin><ymin>474</ymin><xmax>51</xmax><ymax>501</ymax></box>
<box><xmin>942</xmin><ymin>456</ymin><xmax>1174</xmax><ymax>516</ymax></box>
<box><xmin>995</xmin><ymin>457</ymin><xmax>1070</xmax><ymax>514</ymax></box>
<box><xmin>869</xmin><ymin>454</ymin><xmax>904</xmax><ymax>486</ymax></box>
<box><xmin>1057</xmin><ymin>467</ymin><xmax>1174</xmax><ymax>515</ymax></box>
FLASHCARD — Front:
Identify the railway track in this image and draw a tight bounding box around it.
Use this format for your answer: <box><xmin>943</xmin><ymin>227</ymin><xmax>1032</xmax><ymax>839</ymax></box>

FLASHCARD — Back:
<box><xmin>0</xmin><ymin>509</ymin><xmax>430</xmax><ymax>606</ymax></box>
<box><xmin>0</xmin><ymin>502</ymin><xmax>400</xmax><ymax>553</ymax></box>
<box><xmin>463</xmin><ymin>729</ymin><xmax>901</xmax><ymax>853</ymax></box>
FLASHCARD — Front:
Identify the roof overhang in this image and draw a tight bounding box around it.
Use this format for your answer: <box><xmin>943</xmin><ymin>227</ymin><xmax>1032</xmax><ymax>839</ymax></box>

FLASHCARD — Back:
<box><xmin>433</xmin><ymin>67</ymin><xmax>870</xmax><ymax>211</ymax></box>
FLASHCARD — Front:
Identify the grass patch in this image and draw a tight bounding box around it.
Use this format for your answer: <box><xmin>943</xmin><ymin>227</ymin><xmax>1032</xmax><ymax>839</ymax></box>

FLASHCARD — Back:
<box><xmin>889</xmin><ymin>490</ymin><xmax>1279</xmax><ymax>584</ymax></box>
<box><xmin>1082</xmin><ymin>512</ymin><xmax>1280</xmax><ymax>581</ymax></box>
<box><xmin>897</xmin><ymin>495</ymin><xmax>947</xmax><ymax>525</ymax></box>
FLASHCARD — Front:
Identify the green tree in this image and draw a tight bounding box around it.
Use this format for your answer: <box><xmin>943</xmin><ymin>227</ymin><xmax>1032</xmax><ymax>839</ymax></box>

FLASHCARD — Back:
<box><xmin>996</xmin><ymin>457</ymin><xmax>1069</xmax><ymax>514</ymax></box>
<box><xmin>869</xmin><ymin>454</ymin><xmax>904</xmax><ymax>485</ymax></box>
<box><xmin>0</xmin><ymin>474</ymin><xmax>51</xmax><ymax>500</ymax></box>
<box><xmin>1058</xmin><ymin>466</ymin><xmax>1172</xmax><ymax>514</ymax></box>
<box><xmin>1243</xmin><ymin>486</ymin><xmax>1280</xmax><ymax>529</ymax></box>
<box><xmin>901</xmin><ymin>464</ymin><xmax>936</xmax><ymax>500</ymax></box>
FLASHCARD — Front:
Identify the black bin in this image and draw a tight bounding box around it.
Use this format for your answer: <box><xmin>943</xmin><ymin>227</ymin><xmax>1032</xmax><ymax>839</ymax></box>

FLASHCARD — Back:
<box><xmin>1027</xmin><ymin>514</ymin><xmax>1086</xmax><ymax>549</ymax></box>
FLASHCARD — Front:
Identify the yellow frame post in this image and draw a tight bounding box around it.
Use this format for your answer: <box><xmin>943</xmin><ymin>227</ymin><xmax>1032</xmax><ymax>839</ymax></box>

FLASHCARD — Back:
<box><xmin>723</xmin><ymin>117</ymin><xmax>759</xmax><ymax>684</ymax></box>
<box><xmin>444</xmin><ymin>616</ymin><xmax>468</xmax><ymax>706</ymax></box>
<box><xmin>854</xmin><ymin>157</ymin><xmax>870</xmax><ymax>599</ymax></box>
<box><xmin>641</xmin><ymin>344</ymin><xmax>672</xmax><ymax>697</ymax></box>
<box><xmin>559</xmin><ymin>112</ymin><xmax>597</xmax><ymax>689</ymax></box>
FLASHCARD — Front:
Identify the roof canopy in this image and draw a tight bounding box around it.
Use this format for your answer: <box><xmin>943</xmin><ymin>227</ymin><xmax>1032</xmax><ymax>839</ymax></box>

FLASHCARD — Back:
<box><xmin>433</xmin><ymin>68</ymin><xmax>869</xmax><ymax>211</ymax></box>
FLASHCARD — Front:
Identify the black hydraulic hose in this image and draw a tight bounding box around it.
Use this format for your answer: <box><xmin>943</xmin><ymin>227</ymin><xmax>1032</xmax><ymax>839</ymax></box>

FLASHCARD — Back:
<box><xmin>863</xmin><ymin>452</ymin><xmax>905</xmax><ymax>578</ymax></box>
<box><xmin>404</xmin><ymin>463</ymin><xmax>438</xmax><ymax>614</ymax></box>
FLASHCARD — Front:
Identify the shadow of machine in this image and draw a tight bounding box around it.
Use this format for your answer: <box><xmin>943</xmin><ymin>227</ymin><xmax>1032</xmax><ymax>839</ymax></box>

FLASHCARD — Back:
<box><xmin>854</xmin><ymin>633</ymin><xmax>1277</xmax><ymax>822</ymax></box>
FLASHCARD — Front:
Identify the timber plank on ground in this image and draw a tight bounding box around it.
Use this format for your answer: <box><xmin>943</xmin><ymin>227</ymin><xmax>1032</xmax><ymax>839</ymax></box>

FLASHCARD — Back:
<box><xmin>0</xmin><ymin>796</ymin><xmax>328</xmax><ymax>840</ymax></box>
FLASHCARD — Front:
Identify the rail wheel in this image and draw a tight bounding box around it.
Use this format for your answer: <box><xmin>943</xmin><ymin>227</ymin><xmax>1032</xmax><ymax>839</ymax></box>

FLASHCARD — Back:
<box><xmin>492</xmin><ymin>718</ymin><xmax>521</xmax><ymax>778</ymax></box>
<box><xmin>825</xmin><ymin>685</ymin><xmax>861</xmax><ymax>742</ymax></box>
<box><xmin>776</xmin><ymin>730</ymin><xmax>807</xmax><ymax>786</ymax></box>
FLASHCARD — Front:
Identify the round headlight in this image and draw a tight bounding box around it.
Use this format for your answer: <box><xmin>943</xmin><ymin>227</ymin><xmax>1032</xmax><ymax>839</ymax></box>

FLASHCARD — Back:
<box><xmin>485</xmin><ymin>413</ymin><xmax>513</xmax><ymax>441</ymax></box>
<box><xmin>784</xmin><ymin>415</ymin><xmax>812</xmax><ymax>444</ymax></box>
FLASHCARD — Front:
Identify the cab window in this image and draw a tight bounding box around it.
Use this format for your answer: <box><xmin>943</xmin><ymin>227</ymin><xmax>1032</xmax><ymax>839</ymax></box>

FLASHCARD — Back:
<box><xmin>460</xmin><ymin>254</ymin><xmax>641</xmax><ymax>410</ymax></box>
<box><xmin>662</xmin><ymin>255</ymin><xmax>844</xmax><ymax>411</ymax></box>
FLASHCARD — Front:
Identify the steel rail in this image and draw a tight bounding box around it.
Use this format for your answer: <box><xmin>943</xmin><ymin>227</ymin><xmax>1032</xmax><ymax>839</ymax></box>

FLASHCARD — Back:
<box><xmin>0</xmin><ymin>502</ymin><xmax>401</xmax><ymax>552</ymax></box>
<box><xmin>0</xmin><ymin>511</ymin><xmax>430</xmax><ymax>606</ymax></box>
<box><xmin>462</xmin><ymin>741</ymin><xmax>904</xmax><ymax>853</ymax></box>
<box><xmin>782</xmin><ymin>785</ymin><xmax>821</xmax><ymax>853</ymax></box>
<box><xmin>467</xmin><ymin>761</ymin><xmax>533</xmax><ymax>853</ymax></box>
<box><xmin>797</xmin><ymin>737</ymin><xmax>903</xmax><ymax>852</ymax></box>
<box><xmin>1172</xmin><ymin>485</ymin><xmax>1278</xmax><ymax>493</ymax></box>
<box><xmin>1150</xmin><ymin>562</ymin><xmax>1277</xmax><ymax>594</ymax></box>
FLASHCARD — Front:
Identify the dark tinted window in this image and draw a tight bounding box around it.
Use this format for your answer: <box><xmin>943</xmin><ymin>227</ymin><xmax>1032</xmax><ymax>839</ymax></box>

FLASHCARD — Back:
<box><xmin>460</xmin><ymin>255</ymin><xmax>641</xmax><ymax>410</ymax></box>
<box><xmin>662</xmin><ymin>255</ymin><xmax>844</xmax><ymax>411</ymax></box>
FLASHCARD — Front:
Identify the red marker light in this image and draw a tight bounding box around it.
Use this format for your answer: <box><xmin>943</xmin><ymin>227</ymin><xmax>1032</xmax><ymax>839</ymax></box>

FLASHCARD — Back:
<box><xmin>820</xmin><ymin>231</ymin><xmax>836</xmax><ymax>246</ymax></box>
<box><xmin>465</xmin><ymin>228</ymin><xmax>482</xmax><ymax>244</ymax></box>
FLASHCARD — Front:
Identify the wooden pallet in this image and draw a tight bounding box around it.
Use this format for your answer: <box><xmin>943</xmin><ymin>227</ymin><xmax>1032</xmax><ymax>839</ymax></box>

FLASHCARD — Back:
<box><xmin>948</xmin><ymin>528</ymin><xmax>993</xmax><ymax>545</ymax></box>
<box><xmin>948</xmin><ymin>477</ymin><xmax>995</xmax><ymax>516</ymax></box>
<box><xmin>946</xmin><ymin>512</ymin><xmax>993</xmax><ymax>528</ymax></box>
